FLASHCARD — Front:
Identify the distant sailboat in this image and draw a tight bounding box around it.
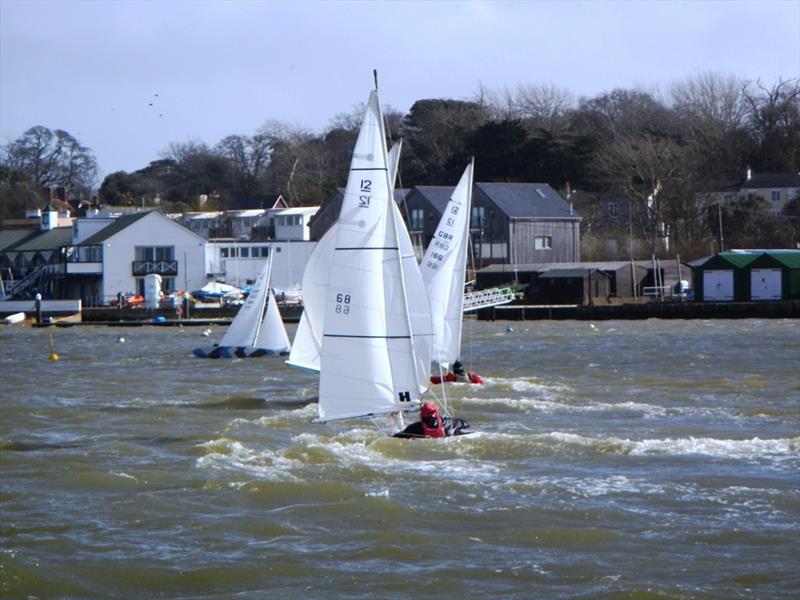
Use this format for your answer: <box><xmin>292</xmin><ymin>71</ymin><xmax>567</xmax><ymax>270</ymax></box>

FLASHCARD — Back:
<box><xmin>287</xmin><ymin>140</ymin><xmax>405</xmax><ymax>372</ymax></box>
<box><xmin>420</xmin><ymin>159</ymin><xmax>484</xmax><ymax>384</ymax></box>
<box><xmin>316</xmin><ymin>87</ymin><xmax>433</xmax><ymax>427</ymax></box>
<box><xmin>193</xmin><ymin>253</ymin><xmax>291</xmax><ymax>359</ymax></box>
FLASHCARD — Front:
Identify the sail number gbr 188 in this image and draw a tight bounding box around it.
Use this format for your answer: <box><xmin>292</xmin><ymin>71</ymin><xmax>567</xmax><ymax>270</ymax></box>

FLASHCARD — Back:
<box><xmin>335</xmin><ymin>293</ymin><xmax>351</xmax><ymax>315</ymax></box>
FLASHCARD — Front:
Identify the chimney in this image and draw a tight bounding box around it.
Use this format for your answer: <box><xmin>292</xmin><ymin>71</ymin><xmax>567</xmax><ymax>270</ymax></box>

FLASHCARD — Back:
<box><xmin>746</xmin><ymin>166</ymin><xmax>752</xmax><ymax>181</ymax></box>
<box><xmin>41</xmin><ymin>204</ymin><xmax>57</xmax><ymax>231</ymax></box>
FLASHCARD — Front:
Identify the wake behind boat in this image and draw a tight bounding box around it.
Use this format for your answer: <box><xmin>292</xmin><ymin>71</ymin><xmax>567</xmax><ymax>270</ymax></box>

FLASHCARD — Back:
<box><xmin>193</xmin><ymin>253</ymin><xmax>290</xmax><ymax>359</ymax></box>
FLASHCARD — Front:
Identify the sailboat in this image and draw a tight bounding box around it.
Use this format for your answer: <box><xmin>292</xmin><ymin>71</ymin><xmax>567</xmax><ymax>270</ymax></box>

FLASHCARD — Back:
<box><xmin>192</xmin><ymin>252</ymin><xmax>291</xmax><ymax>359</ymax></box>
<box><xmin>286</xmin><ymin>140</ymin><xmax>405</xmax><ymax>372</ymax></box>
<box><xmin>420</xmin><ymin>159</ymin><xmax>484</xmax><ymax>384</ymax></box>
<box><xmin>315</xmin><ymin>86</ymin><xmax>433</xmax><ymax>427</ymax></box>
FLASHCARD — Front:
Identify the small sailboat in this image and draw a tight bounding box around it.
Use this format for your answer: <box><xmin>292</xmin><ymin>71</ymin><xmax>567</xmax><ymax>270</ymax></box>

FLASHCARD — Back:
<box><xmin>192</xmin><ymin>253</ymin><xmax>290</xmax><ymax>359</ymax></box>
<box><xmin>315</xmin><ymin>84</ymin><xmax>436</xmax><ymax>430</ymax></box>
<box><xmin>420</xmin><ymin>159</ymin><xmax>484</xmax><ymax>384</ymax></box>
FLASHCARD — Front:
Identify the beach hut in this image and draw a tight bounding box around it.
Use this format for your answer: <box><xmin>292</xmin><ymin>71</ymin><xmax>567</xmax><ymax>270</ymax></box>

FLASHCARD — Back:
<box><xmin>747</xmin><ymin>251</ymin><xmax>800</xmax><ymax>301</ymax></box>
<box><xmin>693</xmin><ymin>252</ymin><xmax>760</xmax><ymax>302</ymax></box>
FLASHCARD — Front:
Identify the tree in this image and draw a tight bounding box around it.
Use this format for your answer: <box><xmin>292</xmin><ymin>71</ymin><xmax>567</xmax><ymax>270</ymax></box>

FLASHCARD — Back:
<box><xmin>0</xmin><ymin>165</ymin><xmax>41</xmax><ymax>221</ymax></box>
<box><xmin>670</xmin><ymin>71</ymin><xmax>754</xmax><ymax>182</ymax></box>
<box><xmin>1</xmin><ymin>126</ymin><xmax>99</xmax><ymax>198</ymax></box>
<box><xmin>743</xmin><ymin>77</ymin><xmax>800</xmax><ymax>171</ymax></box>
<box><xmin>400</xmin><ymin>99</ymin><xmax>488</xmax><ymax>184</ymax></box>
<box><xmin>216</xmin><ymin>133</ymin><xmax>272</xmax><ymax>198</ymax></box>
<box><xmin>707</xmin><ymin>194</ymin><xmax>796</xmax><ymax>249</ymax></box>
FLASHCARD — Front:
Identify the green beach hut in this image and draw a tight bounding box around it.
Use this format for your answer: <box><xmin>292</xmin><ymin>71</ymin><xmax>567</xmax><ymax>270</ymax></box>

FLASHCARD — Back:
<box><xmin>693</xmin><ymin>252</ymin><xmax>760</xmax><ymax>302</ymax></box>
<box><xmin>747</xmin><ymin>251</ymin><xmax>800</xmax><ymax>301</ymax></box>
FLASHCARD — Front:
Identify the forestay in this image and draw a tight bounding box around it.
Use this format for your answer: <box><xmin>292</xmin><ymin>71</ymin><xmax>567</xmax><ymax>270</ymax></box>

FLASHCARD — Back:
<box><xmin>420</xmin><ymin>160</ymin><xmax>474</xmax><ymax>368</ymax></box>
<box><xmin>318</xmin><ymin>90</ymin><xmax>432</xmax><ymax>422</ymax></box>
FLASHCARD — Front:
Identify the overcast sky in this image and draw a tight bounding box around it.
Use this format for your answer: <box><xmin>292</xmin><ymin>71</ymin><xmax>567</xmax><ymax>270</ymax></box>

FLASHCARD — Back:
<box><xmin>1</xmin><ymin>0</ymin><xmax>798</xmax><ymax>179</ymax></box>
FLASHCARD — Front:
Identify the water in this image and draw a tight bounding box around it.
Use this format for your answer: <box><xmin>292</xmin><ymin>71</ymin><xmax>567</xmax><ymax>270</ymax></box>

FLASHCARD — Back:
<box><xmin>1</xmin><ymin>319</ymin><xmax>798</xmax><ymax>599</ymax></box>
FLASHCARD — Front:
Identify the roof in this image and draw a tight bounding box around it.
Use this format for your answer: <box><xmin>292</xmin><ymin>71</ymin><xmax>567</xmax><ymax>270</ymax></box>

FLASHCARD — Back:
<box><xmin>699</xmin><ymin>252</ymin><xmax>760</xmax><ymax>270</ymax></box>
<box><xmin>538</xmin><ymin>268</ymin><xmax>610</xmax><ymax>279</ymax></box>
<box><xmin>750</xmin><ymin>251</ymin><xmax>800</xmax><ymax>270</ymax></box>
<box><xmin>80</xmin><ymin>211</ymin><xmax>151</xmax><ymax>245</ymax></box>
<box><xmin>475</xmin><ymin>183</ymin><xmax>580</xmax><ymax>220</ymax></box>
<box><xmin>3</xmin><ymin>226</ymin><xmax>73</xmax><ymax>252</ymax></box>
<box><xmin>226</xmin><ymin>209</ymin><xmax>266</xmax><ymax>218</ymax></box>
<box><xmin>480</xmin><ymin>261</ymin><xmax>640</xmax><ymax>274</ymax></box>
<box><xmin>408</xmin><ymin>186</ymin><xmax>454</xmax><ymax>214</ymax></box>
<box><xmin>270</xmin><ymin>206</ymin><xmax>319</xmax><ymax>216</ymax></box>
<box><xmin>0</xmin><ymin>228</ymin><xmax>38</xmax><ymax>252</ymax></box>
<box><xmin>741</xmin><ymin>173</ymin><xmax>800</xmax><ymax>189</ymax></box>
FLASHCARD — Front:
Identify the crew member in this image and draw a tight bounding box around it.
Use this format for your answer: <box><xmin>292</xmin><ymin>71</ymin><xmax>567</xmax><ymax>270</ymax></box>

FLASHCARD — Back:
<box><xmin>393</xmin><ymin>402</ymin><xmax>473</xmax><ymax>439</ymax></box>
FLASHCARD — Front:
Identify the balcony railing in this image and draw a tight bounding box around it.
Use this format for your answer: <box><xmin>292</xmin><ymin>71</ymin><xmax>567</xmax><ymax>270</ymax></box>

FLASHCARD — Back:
<box><xmin>132</xmin><ymin>260</ymin><xmax>178</xmax><ymax>276</ymax></box>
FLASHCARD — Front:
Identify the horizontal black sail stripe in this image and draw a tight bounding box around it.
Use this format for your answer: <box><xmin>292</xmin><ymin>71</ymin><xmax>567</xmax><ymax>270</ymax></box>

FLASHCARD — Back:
<box><xmin>350</xmin><ymin>167</ymin><xmax>388</xmax><ymax>172</ymax></box>
<box><xmin>335</xmin><ymin>246</ymin><xmax>399</xmax><ymax>251</ymax></box>
<box><xmin>323</xmin><ymin>334</ymin><xmax>412</xmax><ymax>339</ymax></box>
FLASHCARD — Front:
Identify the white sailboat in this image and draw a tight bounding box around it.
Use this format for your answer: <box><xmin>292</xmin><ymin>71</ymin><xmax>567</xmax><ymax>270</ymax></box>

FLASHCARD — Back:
<box><xmin>420</xmin><ymin>159</ymin><xmax>484</xmax><ymax>383</ymax></box>
<box><xmin>316</xmin><ymin>88</ymin><xmax>432</xmax><ymax>425</ymax></box>
<box><xmin>193</xmin><ymin>253</ymin><xmax>291</xmax><ymax>359</ymax></box>
<box><xmin>287</xmin><ymin>140</ymin><xmax>405</xmax><ymax>372</ymax></box>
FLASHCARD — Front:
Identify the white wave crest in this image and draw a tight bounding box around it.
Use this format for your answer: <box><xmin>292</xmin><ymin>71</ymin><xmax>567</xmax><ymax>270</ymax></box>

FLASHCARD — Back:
<box><xmin>196</xmin><ymin>437</ymin><xmax>301</xmax><ymax>481</ymax></box>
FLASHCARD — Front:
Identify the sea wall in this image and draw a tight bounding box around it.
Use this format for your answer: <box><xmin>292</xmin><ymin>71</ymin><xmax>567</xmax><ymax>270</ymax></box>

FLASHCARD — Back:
<box><xmin>477</xmin><ymin>300</ymin><xmax>800</xmax><ymax>321</ymax></box>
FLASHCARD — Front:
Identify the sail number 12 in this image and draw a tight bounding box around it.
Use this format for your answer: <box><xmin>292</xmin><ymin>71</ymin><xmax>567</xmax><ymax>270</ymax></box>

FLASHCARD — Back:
<box><xmin>335</xmin><ymin>293</ymin><xmax>351</xmax><ymax>315</ymax></box>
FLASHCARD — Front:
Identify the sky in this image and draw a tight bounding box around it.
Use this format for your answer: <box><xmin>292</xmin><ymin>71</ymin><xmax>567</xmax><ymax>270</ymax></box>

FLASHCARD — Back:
<box><xmin>1</xmin><ymin>0</ymin><xmax>798</xmax><ymax>180</ymax></box>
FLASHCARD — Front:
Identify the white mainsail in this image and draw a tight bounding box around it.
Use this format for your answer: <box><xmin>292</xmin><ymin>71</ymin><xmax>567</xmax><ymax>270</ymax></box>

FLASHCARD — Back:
<box><xmin>287</xmin><ymin>140</ymin><xmax>405</xmax><ymax>372</ymax></box>
<box><xmin>318</xmin><ymin>90</ymin><xmax>431</xmax><ymax>422</ymax></box>
<box><xmin>420</xmin><ymin>159</ymin><xmax>475</xmax><ymax>368</ymax></box>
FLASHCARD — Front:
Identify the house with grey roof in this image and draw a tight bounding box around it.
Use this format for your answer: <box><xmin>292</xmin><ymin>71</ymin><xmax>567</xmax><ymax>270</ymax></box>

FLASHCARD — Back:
<box><xmin>403</xmin><ymin>182</ymin><xmax>581</xmax><ymax>267</ymax></box>
<box><xmin>711</xmin><ymin>168</ymin><xmax>800</xmax><ymax>214</ymax></box>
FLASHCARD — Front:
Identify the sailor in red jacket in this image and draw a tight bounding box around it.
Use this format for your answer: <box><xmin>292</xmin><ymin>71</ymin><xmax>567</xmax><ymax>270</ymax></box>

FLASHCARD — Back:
<box><xmin>430</xmin><ymin>360</ymin><xmax>485</xmax><ymax>385</ymax></box>
<box><xmin>393</xmin><ymin>402</ymin><xmax>474</xmax><ymax>439</ymax></box>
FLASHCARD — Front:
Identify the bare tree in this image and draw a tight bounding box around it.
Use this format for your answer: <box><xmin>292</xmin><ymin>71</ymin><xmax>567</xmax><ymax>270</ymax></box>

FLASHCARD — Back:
<box><xmin>513</xmin><ymin>83</ymin><xmax>575</xmax><ymax>134</ymax></box>
<box><xmin>216</xmin><ymin>133</ymin><xmax>273</xmax><ymax>196</ymax></box>
<box><xmin>670</xmin><ymin>71</ymin><xmax>752</xmax><ymax>181</ymax></box>
<box><xmin>2</xmin><ymin>126</ymin><xmax>98</xmax><ymax>197</ymax></box>
<box><xmin>743</xmin><ymin>77</ymin><xmax>800</xmax><ymax>171</ymax></box>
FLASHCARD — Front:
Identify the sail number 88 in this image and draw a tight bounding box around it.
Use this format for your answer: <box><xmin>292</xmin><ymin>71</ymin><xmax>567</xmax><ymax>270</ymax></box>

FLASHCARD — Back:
<box><xmin>335</xmin><ymin>293</ymin><xmax>351</xmax><ymax>314</ymax></box>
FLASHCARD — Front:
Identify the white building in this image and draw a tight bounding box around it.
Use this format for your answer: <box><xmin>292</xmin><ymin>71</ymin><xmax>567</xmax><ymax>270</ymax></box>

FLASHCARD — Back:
<box><xmin>267</xmin><ymin>206</ymin><xmax>319</xmax><ymax>241</ymax></box>
<box><xmin>205</xmin><ymin>239</ymin><xmax>315</xmax><ymax>295</ymax></box>
<box><xmin>65</xmin><ymin>210</ymin><xmax>208</xmax><ymax>305</ymax></box>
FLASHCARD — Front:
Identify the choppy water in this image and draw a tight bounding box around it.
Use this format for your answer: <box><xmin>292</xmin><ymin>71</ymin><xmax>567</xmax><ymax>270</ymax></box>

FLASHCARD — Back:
<box><xmin>1</xmin><ymin>319</ymin><xmax>798</xmax><ymax>599</ymax></box>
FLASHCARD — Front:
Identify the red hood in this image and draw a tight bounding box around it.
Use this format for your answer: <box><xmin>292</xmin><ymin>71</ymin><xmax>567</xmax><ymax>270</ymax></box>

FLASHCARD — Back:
<box><xmin>420</xmin><ymin>402</ymin><xmax>445</xmax><ymax>437</ymax></box>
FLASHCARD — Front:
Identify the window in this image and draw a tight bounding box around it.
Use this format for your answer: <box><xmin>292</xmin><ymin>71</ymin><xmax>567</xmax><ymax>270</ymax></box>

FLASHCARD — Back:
<box><xmin>411</xmin><ymin>209</ymin><xmax>424</xmax><ymax>231</ymax></box>
<box><xmin>135</xmin><ymin>246</ymin><xmax>174</xmax><ymax>261</ymax></box>
<box><xmin>534</xmin><ymin>236</ymin><xmax>553</xmax><ymax>250</ymax></box>
<box><xmin>771</xmin><ymin>190</ymin><xmax>781</xmax><ymax>202</ymax></box>
<box><xmin>220</xmin><ymin>248</ymin><xmax>229</xmax><ymax>258</ymax></box>
<box><xmin>471</xmin><ymin>206</ymin><xmax>485</xmax><ymax>228</ymax></box>
<box><xmin>240</xmin><ymin>247</ymin><xmax>250</xmax><ymax>258</ymax></box>
<box><xmin>607</xmin><ymin>202</ymin><xmax>617</xmax><ymax>215</ymax></box>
